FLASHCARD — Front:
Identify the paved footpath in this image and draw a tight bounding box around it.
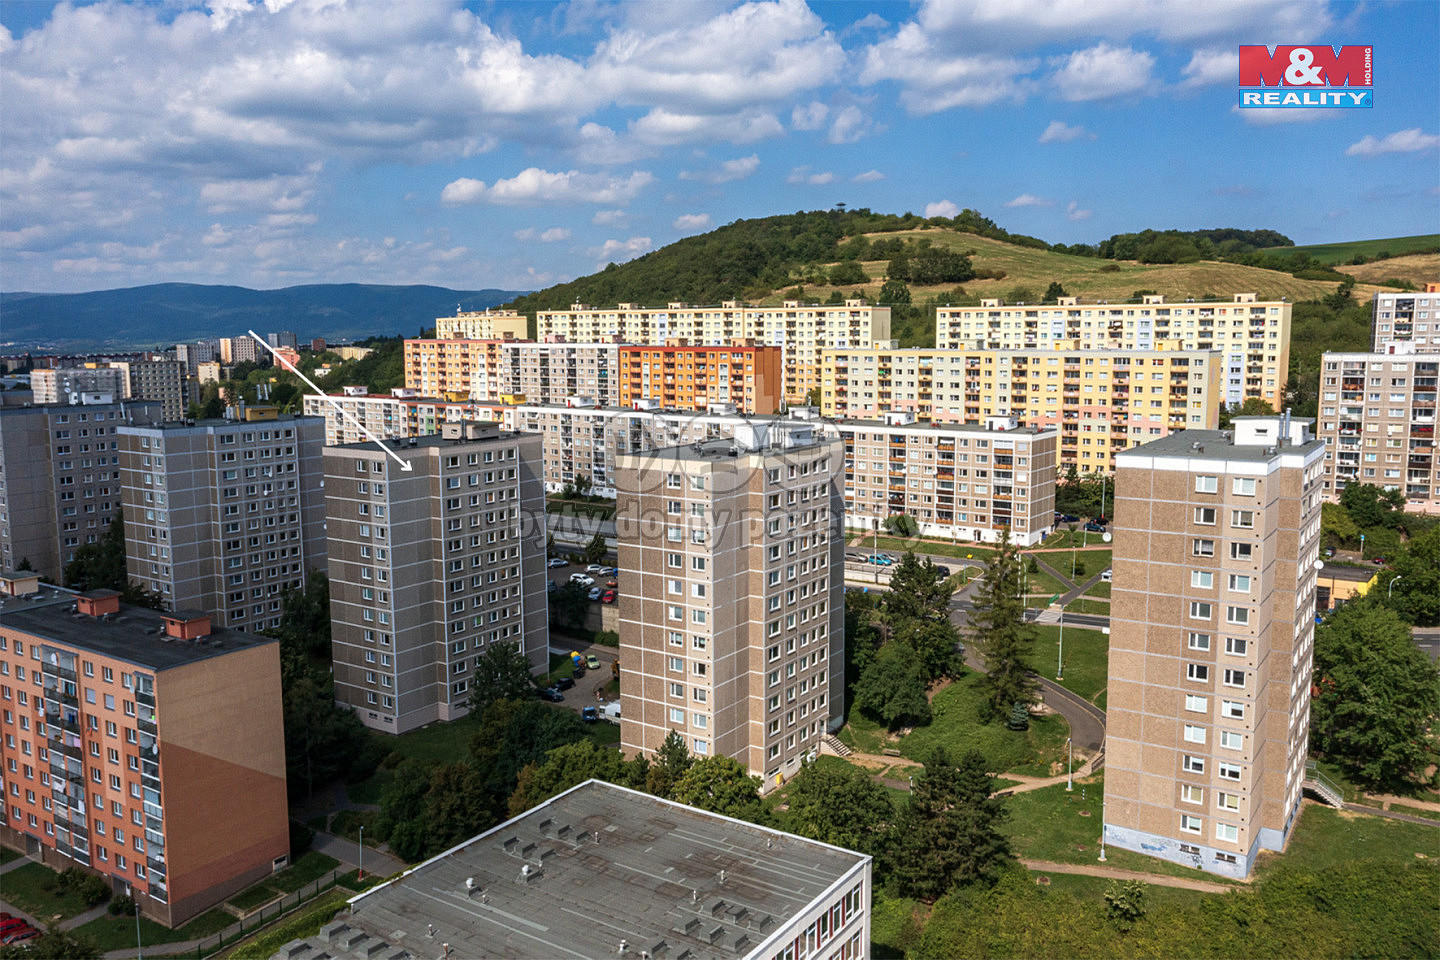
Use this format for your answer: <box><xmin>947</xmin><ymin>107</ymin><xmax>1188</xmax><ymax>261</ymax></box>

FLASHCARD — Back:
<box><xmin>1020</xmin><ymin>859</ymin><xmax>1236</xmax><ymax>893</ymax></box>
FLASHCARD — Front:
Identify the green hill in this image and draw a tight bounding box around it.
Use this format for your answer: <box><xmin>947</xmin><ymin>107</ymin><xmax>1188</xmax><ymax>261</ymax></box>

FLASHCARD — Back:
<box><xmin>1262</xmin><ymin>234</ymin><xmax>1440</xmax><ymax>265</ymax></box>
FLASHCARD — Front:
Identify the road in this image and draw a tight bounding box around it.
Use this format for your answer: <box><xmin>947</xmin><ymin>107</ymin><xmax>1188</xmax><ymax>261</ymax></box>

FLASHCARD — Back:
<box><xmin>1413</xmin><ymin>628</ymin><xmax>1440</xmax><ymax>663</ymax></box>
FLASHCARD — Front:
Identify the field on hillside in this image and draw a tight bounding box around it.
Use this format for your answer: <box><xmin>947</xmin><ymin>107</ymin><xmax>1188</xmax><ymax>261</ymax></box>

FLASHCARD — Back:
<box><xmin>1263</xmin><ymin>233</ymin><xmax>1439</xmax><ymax>264</ymax></box>
<box><xmin>1337</xmin><ymin>252</ymin><xmax>1440</xmax><ymax>288</ymax></box>
<box><xmin>769</xmin><ymin>227</ymin><xmax>1365</xmax><ymax>307</ymax></box>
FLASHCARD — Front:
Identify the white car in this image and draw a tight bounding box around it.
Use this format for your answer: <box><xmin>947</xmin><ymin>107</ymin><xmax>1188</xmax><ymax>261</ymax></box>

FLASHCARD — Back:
<box><xmin>585</xmin><ymin>564</ymin><xmax>606</xmax><ymax>574</ymax></box>
<box><xmin>569</xmin><ymin>573</ymin><xmax>594</xmax><ymax>586</ymax></box>
<box><xmin>588</xmin><ymin>587</ymin><xmax>603</xmax><ymax>601</ymax></box>
<box><xmin>547</xmin><ymin>558</ymin><xmax>567</xmax><ymax>568</ymax></box>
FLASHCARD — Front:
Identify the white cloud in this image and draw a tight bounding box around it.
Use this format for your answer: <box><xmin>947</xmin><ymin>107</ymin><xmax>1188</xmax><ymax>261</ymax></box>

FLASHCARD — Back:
<box><xmin>860</xmin><ymin>26</ymin><xmax>1037</xmax><ymax>113</ymax></box>
<box><xmin>514</xmin><ymin>227</ymin><xmax>571</xmax><ymax>242</ymax></box>
<box><xmin>1005</xmin><ymin>194</ymin><xmax>1053</xmax><ymax>208</ymax></box>
<box><xmin>852</xmin><ymin>169</ymin><xmax>886</xmax><ymax>183</ymax></box>
<box><xmin>1051</xmin><ymin>43</ymin><xmax>1155</xmax><ymax>101</ymax></box>
<box><xmin>673</xmin><ymin>213</ymin><xmax>712</xmax><ymax>231</ymax></box>
<box><xmin>1180</xmin><ymin>47</ymin><xmax>1236</xmax><ymax>89</ymax></box>
<box><xmin>592</xmin><ymin>209</ymin><xmax>630</xmax><ymax>226</ymax></box>
<box><xmin>1066</xmin><ymin>201</ymin><xmax>1093</xmax><ymax>221</ymax></box>
<box><xmin>792</xmin><ymin>101</ymin><xmax>829</xmax><ymax>131</ymax></box>
<box><xmin>828</xmin><ymin>105</ymin><xmax>877</xmax><ymax>144</ymax></box>
<box><xmin>592</xmin><ymin>236</ymin><xmax>653</xmax><ymax>263</ymax></box>
<box><xmin>1346</xmin><ymin>129</ymin><xmax>1440</xmax><ymax>157</ymax></box>
<box><xmin>925</xmin><ymin>200</ymin><xmax>960</xmax><ymax>218</ymax></box>
<box><xmin>441</xmin><ymin>168</ymin><xmax>655</xmax><ymax>206</ymax></box>
<box><xmin>1038</xmin><ymin>120</ymin><xmax>1093</xmax><ymax>143</ymax></box>
<box><xmin>679</xmin><ymin>154</ymin><xmax>761</xmax><ymax>184</ymax></box>
<box><xmin>786</xmin><ymin>166</ymin><xmax>835</xmax><ymax>186</ymax></box>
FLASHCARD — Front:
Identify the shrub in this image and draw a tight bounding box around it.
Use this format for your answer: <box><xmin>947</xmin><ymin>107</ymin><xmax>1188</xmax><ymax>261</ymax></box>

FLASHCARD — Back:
<box><xmin>593</xmin><ymin>630</ymin><xmax>620</xmax><ymax>647</ymax></box>
<box><xmin>1099</xmin><ymin>263</ymin><xmax>1121</xmax><ymax>273</ymax></box>
<box><xmin>289</xmin><ymin>819</ymin><xmax>315</xmax><ymax>858</ymax></box>
<box><xmin>108</xmin><ymin>895</ymin><xmax>137</xmax><ymax>917</ymax></box>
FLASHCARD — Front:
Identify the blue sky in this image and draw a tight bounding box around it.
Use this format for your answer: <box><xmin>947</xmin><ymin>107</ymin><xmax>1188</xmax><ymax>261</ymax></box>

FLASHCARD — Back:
<box><xmin>1</xmin><ymin>0</ymin><xmax>1436</xmax><ymax>294</ymax></box>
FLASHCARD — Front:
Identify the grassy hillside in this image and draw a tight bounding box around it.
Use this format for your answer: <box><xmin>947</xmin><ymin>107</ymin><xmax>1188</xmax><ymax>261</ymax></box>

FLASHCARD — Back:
<box><xmin>1262</xmin><ymin>234</ymin><xmax>1440</xmax><ymax>264</ymax></box>
<box><xmin>1337</xmin><ymin>252</ymin><xmax>1439</xmax><ymax>289</ymax></box>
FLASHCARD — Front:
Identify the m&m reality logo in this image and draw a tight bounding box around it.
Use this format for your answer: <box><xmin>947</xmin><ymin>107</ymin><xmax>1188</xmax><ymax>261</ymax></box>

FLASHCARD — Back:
<box><xmin>1238</xmin><ymin>45</ymin><xmax>1372</xmax><ymax>108</ymax></box>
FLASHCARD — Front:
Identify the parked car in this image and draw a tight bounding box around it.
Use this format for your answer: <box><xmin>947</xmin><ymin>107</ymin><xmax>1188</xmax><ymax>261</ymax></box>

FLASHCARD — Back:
<box><xmin>2</xmin><ymin>927</ymin><xmax>38</xmax><ymax>946</ymax></box>
<box><xmin>1371</xmin><ymin>556</ymin><xmax>1388</xmax><ymax>565</ymax></box>
<box><xmin>846</xmin><ymin>552</ymin><xmax>867</xmax><ymax>562</ymax></box>
<box><xmin>1056</xmin><ymin>513</ymin><xmax>1079</xmax><ymax>523</ymax></box>
<box><xmin>585</xmin><ymin>564</ymin><xmax>606</xmax><ymax>574</ymax></box>
<box><xmin>588</xmin><ymin>587</ymin><xmax>603</xmax><ymax>601</ymax></box>
<box><xmin>866</xmin><ymin>554</ymin><xmax>893</xmax><ymax>565</ymax></box>
<box><xmin>586</xmin><ymin>654</ymin><xmax>602</xmax><ymax>671</ymax></box>
<box><xmin>1101</xmin><ymin>569</ymin><xmax>1113</xmax><ymax>582</ymax></box>
<box><xmin>605</xmin><ymin>579</ymin><xmax>618</xmax><ymax>588</ymax></box>
<box><xmin>581</xmin><ymin>706</ymin><xmax>599</xmax><ymax>723</ymax></box>
<box><xmin>934</xmin><ymin>565</ymin><xmax>951</xmax><ymax>576</ymax></box>
<box><xmin>554</xmin><ymin>676</ymin><xmax>575</xmax><ymax>691</ymax></box>
<box><xmin>1324</xmin><ymin>546</ymin><xmax>1336</xmax><ymax>558</ymax></box>
<box><xmin>0</xmin><ymin>920</ymin><xmax>27</xmax><ymax>937</ymax></box>
<box><xmin>539</xmin><ymin>687</ymin><xmax>564</xmax><ymax>702</ymax></box>
<box><xmin>601</xmin><ymin>589</ymin><xmax>617</xmax><ymax>604</ymax></box>
<box><xmin>601</xmin><ymin>701</ymin><xmax>622</xmax><ymax>723</ymax></box>
<box><xmin>569</xmin><ymin>573</ymin><xmax>594</xmax><ymax>586</ymax></box>
<box><xmin>547</xmin><ymin>580</ymin><xmax>557</xmax><ymax>593</ymax></box>
<box><xmin>547</xmin><ymin>558</ymin><xmax>567</xmax><ymax>568</ymax></box>
<box><xmin>1084</xmin><ymin>522</ymin><xmax>1107</xmax><ymax>533</ymax></box>
<box><xmin>599</xmin><ymin>566</ymin><xmax>618</xmax><ymax>576</ymax></box>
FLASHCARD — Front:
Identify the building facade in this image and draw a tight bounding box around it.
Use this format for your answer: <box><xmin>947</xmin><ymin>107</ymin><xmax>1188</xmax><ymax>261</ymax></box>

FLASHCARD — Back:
<box><xmin>0</xmin><ymin>400</ymin><xmax>162</xmax><ymax>582</ymax></box>
<box><xmin>618</xmin><ymin>342</ymin><xmax>784</xmax><ymax>414</ymax></box>
<box><xmin>820</xmin><ymin>345</ymin><xmax>1221</xmax><ymax>474</ymax></box>
<box><xmin>511</xmin><ymin>341</ymin><xmax>620</xmax><ymax>407</ymax></box>
<box><xmin>834</xmin><ymin>414</ymin><xmax>1058</xmax><ymax>546</ymax></box>
<box><xmin>1315</xmin><ymin>349</ymin><xmax>1439</xmax><ymax>511</ymax></box>
<box><xmin>113</xmin><ymin>361</ymin><xmax>187</xmax><ymax>422</ymax></box>
<box><xmin>616</xmin><ymin>425</ymin><xmax>844</xmax><ymax>787</ymax></box>
<box><xmin>116</xmin><ymin>416</ymin><xmax>328</xmax><ymax>629</ymax></box>
<box><xmin>403</xmin><ymin>338</ymin><xmax>522</xmax><ymax>402</ymax></box>
<box><xmin>30</xmin><ymin>367</ymin><xmax>127</xmax><ymax>405</ymax></box>
<box><xmin>1104</xmin><ymin>416</ymin><xmax>1325</xmax><ymax>879</ymax></box>
<box><xmin>934</xmin><ymin>294</ymin><xmax>1289</xmax><ymax>408</ymax></box>
<box><xmin>0</xmin><ymin>579</ymin><xmax>288</xmax><ymax>926</ymax></box>
<box><xmin>433</xmin><ymin>309</ymin><xmax>529</xmax><ymax>341</ymax></box>
<box><xmin>324</xmin><ymin>423</ymin><xmax>549</xmax><ymax>734</ymax></box>
<box><xmin>536</xmin><ymin>300</ymin><xmax>891</xmax><ymax>403</ymax></box>
<box><xmin>1370</xmin><ymin>284</ymin><xmax>1440</xmax><ymax>352</ymax></box>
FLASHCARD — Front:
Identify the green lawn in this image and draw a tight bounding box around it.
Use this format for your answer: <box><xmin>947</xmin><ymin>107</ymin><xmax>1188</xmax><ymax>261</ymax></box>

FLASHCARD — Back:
<box><xmin>0</xmin><ymin>861</ymin><xmax>102</xmax><ymax>920</ymax></box>
<box><xmin>1268</xmin><ymin>233</ymin><xmax>1440</xmax><ymax>264</ymax></box>
<box><xmin>1067</xmin><ymin>598</ymin><xmax>1110</xmax><ymax>616</ymax></box>
<box><xmin>328</xmin><ymin>809</ymin><xmax>380</xmax><ymax>844</ymax></box>
<box><xmin>1084</xmin><ymin>581</ymin><xmax>1111</xmax><ymax>599</ymax></box>
<box><xmin>345</xmin><ymin>769</ymin><xmax>391</xmax><ymax>805</ymax></box>
<box><xmin>1257</xmin><ymin>804</ymin><xmax>1440</xmax><ymax>877</ymax></box>
<box><xmin>268</xmin><ymin>851</ymin><xmax>340</xmax><ymax>894</ymax></box>
<box><xmin>1388</xmin><ymin>802</ymin><xmax>1440</xmax><ymax>822</ymax></box>
<box><xmin>72</xmin><ymin>906</ymin><xmax>233</xmax><ymax>952</ymax></box>
<box><xmin>1031</xmin><ymin>624</ymin><xmax>1109</xmax><ymax>703</ymax></box>
<box><xmin>1019</xmin><ymin>566</ymin><xmax>1069</xmax><ymax>599</ymax></box>
<box><xmin>228</xmin><ymin>883</ymin><xmax>282</xmax><ymax>912</ymax></box>
<box><xmin>377</xmin><ymin>711</ymin><xmax>487</xmax><ymax>764</ymax></box>
<box><xmin>0</xmin><ymin>846</ymin><xmax>19</xmax><ymax>864</ymax></box>
<box><xmin>848</xmin><ymin>533</ymin><xmax>995</xmax><ymax>562</ymax></box>
<box><xmin>223</xmin><ymin>888</ymin><xmax>352</xmax><ymax>960</ymax></box>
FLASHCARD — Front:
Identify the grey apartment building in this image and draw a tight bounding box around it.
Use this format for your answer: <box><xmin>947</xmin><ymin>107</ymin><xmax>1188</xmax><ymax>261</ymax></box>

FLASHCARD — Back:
<box><xmin>615</xmin><ymin>423</ymin><xmax>844</xmax><ymax>788</ymax></box>
<box><xmin>324</xmin><ymin>422</ymin><xmax>549</xmax><ymax>734</ymax></box>
<box><xmin>0</xmin><ymin>400</ymin><xmax>162</xmax><ymax>581</ymax></box>
<box><xmin>1104</xmin><ymin>415</ymin><xmax>1325</xmax><ymax>879</ymax></box>
<box><xmin>117</xmin><ymin>416</ymin><xmax>327</xmax><ymax>629</ymax></box>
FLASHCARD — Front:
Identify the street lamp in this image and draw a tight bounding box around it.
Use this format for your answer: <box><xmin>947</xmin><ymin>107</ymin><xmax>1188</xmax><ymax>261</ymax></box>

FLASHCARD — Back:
<box><xmin>1057</xmin><ymin>596</ymin><xmax>1066</xmax><ymax>681</ymax></box>
<box><xmin>1388</xmin><ymin>575</ymin><xmax>1403</xmax><ymax>599</ymax></box>
<box><xmin>1098</xmin><ymin>800</ymin><xmax>1107</xmax><ymax>862</ymax></box>
<box><xmin>134</xmin><ymin>897</ymin><xmax>143</xmax><ymax>960</ymax></box>
<box><xmin>1359</xmin><ymin>532</ymin><xmax>1365</xmax><ymax>561</ymax></box>
<box><xmin>358</xmin><ymin>824</ymin><xmax>364</xmax><ymax>881</ymax></box>
<box><xmin>1066</xmin><ymin>737</ymin><xmax>1073</xmax><ymax>792</ymax></box>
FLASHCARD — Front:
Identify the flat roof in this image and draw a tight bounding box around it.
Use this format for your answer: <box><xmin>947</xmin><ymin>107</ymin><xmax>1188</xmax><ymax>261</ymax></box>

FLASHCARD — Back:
<box><xmin>629</xmin><ymin>435</ymin><xmax>833</xmax><ymax>464</ymax></box>
<box><xmin>288</xmin><ymin>780</ymin><xmax>867</xmax><ymax>960</ymax></box>
<box><xmin>1119</xmin><ymin>429</ymin><xmax>1325</xmax><ymax>464</ymax></box>
<box><xmin>326</xmin><ymin>428</ymin><xmax>523</xmax><ymax>453</ymax></box>
<box><xmin>0</xmin><ymin>586</ymin><xmax>274</xmax><ymax>671</ymax></box>
<box><xmin>1320</xmin><ymin>564</ymin><xmax>1379</xmax><ymax>583</ymax></box>
<box><xmin>118</xmin><ymin>414</ymin><xmax>321</xmax><ymax>431</ymax></box>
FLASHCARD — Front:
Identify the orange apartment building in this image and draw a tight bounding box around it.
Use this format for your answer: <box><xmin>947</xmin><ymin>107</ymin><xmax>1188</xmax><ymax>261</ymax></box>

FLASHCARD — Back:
<box><xmin>404</xmin><ymin>337</ymin><xmax>524</xmax><ymax>402</ymax></box>
<box><xmin>0</xmin><ymin>577</ymin><xmax>289</xmax><ymax>926</ymax></box>
<box><xmin>618</xmin><ymin>341</ymin><xmax>783</xmax><ymax>414</ymax></box>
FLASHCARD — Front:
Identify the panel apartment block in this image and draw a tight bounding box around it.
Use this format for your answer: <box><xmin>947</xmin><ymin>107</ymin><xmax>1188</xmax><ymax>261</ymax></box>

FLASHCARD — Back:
<box><xmin>112</xmin><ymin>361</ymin><xmax>187</xmax><ymax>422</ymax></box>
<box><xmin>510</xmin><ymin>341</ymin><xmax>620</xmax><ymax>406</ymax></box>
<box><xmin>31</xmin><ymin>367</ymin><xmax>127</xmax><ymax>405</ymax></box>
<box><xmin>1370</xmin><ymin>284</ymin><xmax>1440</xmax><ymax>352</ymax></box>
<box><xmin>303</xmin><ymin>391</ymin><xmax>512</xmax><ymax>446</ymax></box>
<box><xmin>324</xmin><ymin>423</ymin><xmax>548</xmax><ymax>734</ymax></box>
<box><xmin>0</xmin><ymin>400</ymin><xmax>162</xmax><ymax>582</ymax></box>
<box><xmin>616</xmin><ymin>425</ymin><xmax>844</xmax><ymax>787</ymax></box>
<box><xmin>536</xmin><ymin>300</ymin><xmax>891</xmax><ymax>404</ymax></box>
<box><xmin>836</xmin><ymin>414</ymin><xmax>1057</xmax><ymax>546</ymax></box>
<box><xmin>403</xmin><ymin>338</ymin><xmax>523</xmax><ymax>402</ymax></box>
<box><xmin>618</xmin><ymin>342</ymin><xmax>784</xmax><ymax>415</ymax></box>
<box><xmin>935</xmin><ymin>294</ymin><xmax>1289</xmax><ymax>408</ymax></box>
<box><xmin>117</xmin><ymin>416</ymin><xmax>327</xmax><ymax>630</ymax></box>
<box><xmin>433</xmin><ymin>309</ymin><xmax>529</xmax><ymax>341</ymax></box>
<box><xmin>0</xmin><ymin>580</ymin><xmax>288</xmax><ymax>927</ymax></box>
<box><xmin>820</xmin><ymin>346</ymin><xmax>1220</xmax><ymax>474</ymax></box>
<box><xmin>1316</xmin><ymin>349</ymin><xmax>1439</xmax><ymax>512</ymax></box>
<box><xmin>1104</xmin><ymin>417</ymin><xmax>1325</xmax><ymax>879</ymax></box>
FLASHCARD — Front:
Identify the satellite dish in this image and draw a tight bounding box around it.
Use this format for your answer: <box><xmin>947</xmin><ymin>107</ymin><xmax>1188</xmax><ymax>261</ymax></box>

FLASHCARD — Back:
<box><xmin>1102</xmin><ymin>533</ymin><xmax>1112</xmax><ymax>543</ymax></box>
<box><xmin>1313</xmin><ymin>559</ymin><xmax>1325</xmax><ymax>571</ymax></box>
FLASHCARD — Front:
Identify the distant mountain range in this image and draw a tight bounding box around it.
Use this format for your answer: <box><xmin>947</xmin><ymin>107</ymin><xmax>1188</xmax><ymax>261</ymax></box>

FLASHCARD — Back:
<box><xmin>0</xmin><ymin>283</ymin><xmax>527</xmax><ymax>352</ymax></box>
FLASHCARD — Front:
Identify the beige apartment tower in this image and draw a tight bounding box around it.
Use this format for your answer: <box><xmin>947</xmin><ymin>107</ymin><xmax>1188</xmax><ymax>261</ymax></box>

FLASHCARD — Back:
<box><xmin>615</xmin><ymin>424</ymin><xmax>844</xmax><ymax>788</ymax></box>
<box><xmin>324</xmin><ymin>423</ymin><xmax>549</xmax><ymax>734</ymax></box>
<box><xmin>1104</xmin><ymin>416</ymin><xmax>1325</xmax><ymax>879</ymax></box>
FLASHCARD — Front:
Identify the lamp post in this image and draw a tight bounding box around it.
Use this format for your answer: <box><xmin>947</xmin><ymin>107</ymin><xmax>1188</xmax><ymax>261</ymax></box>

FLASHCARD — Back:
<box><xmin>1098</xmin><ymin>800</ymin><xmax>1107</xmax><ymax>862</ymax></box>
<box><xmin>1057</xmin><ymin>596</ymin><xmax>1065</xmax><ymax>681</ymax></box>
<box><xmin>1359</xmin><ymin>532</ymin><xmax>1365</xmax><ymax>561</ymax></box>
<box><xmin>1070</xmin><ymin>523</ymin><xmax>1078</xmax><ymax>578</ymax></box>
<box><xmin>1066</xmin><ymin>737</ymin><xmax>1073</xmax><ymax>792</ymax></box>
<box><xmin>358</xmin><ymin>825</ymin><xmax>364</xmax><ymax>881</ymax></box>
<box><xmin>1388</xmin><ymin>575</ymin><xmax>1403</xmax><ymax>599</ymax></box>
<box><xmin>134</xmin><ymin>898</ymin><xmax>143</xmax><ymax>960</ymax></box>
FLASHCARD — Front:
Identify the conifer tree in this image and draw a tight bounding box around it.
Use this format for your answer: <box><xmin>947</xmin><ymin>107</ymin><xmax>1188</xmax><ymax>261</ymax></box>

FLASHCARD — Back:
<box><xmin>969</xmin><ymin>526</ymin><xmax>1037</xmax><ymax>720</ymax></box>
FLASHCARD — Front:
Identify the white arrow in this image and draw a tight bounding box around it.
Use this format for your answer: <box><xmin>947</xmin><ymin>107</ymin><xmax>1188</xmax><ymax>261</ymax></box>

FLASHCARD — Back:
<box><xmin>247</xmin><ymin>331</ymin><xmax>413</xmax><ymax>472</ymax></box>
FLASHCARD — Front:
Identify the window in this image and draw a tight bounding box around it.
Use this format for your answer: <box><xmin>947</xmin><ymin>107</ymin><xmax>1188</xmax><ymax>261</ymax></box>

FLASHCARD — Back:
<box><xmin>1191</xmin><ymin>571</ymin><xmax>1213</xmax><ymax>589</ymax></box>
<box><xmin>1189</xmin><ymin>601</ymin><xmax>1212</xmax><ymax>620</ymax></box>
<box><xmin>1188</xmin><ymin>632</ymin><xmax>1211</xmax><ymax>651</ymax></box>
<box><xmin>669</xmin><ymin>707</ymin><xmax>685</xmax><ymax>724</ymax></box>
<box><xmin>1192</xmin><ymin>539</ymin><xmax>1215</xmax><ymax>557</ymax></box>
<box><xmin>1181</xmin><ymin>815</ymin><xmax>1203</xmax><ymax>834</ymax></box>
<box><xmin>1217</xmin><ymin>792</ymin><xmax>1241</xmax><ymax>811</ymax></box>
<box><xmin>1230</xmin><ymin>542</ymin><xmax>1253</xmax><ymax>560</ymax></box>
<box><xmin>1221</xmin><ymin>699</ymin><xmax>1245</xmax><ymax>720</ymax></box>
<box><xmin>1225</xmin><ymin>606</ymin><xmax>1250</xmax><ymax>626</ymax></box>
<box><xmin>1185</xmin><ymin>694</ymin><xmax>1208</xmax><ymax>713</ymax></box>
<box><xmin>1195</xmin><ymin>475</ymin><xmax>1218</xmax><ymax>493</ymax></box>
<box><xmin>1224</xmin><ymin>636</ymin><xmax>1248</xmax><ymax>656</ymax></box>
<box><xmin>1218</xmin><ymin>761</ymin><xmax>1242</xmax><ymax>781</ymax></box>
<box><xmin>1230</xmin><ymin>510</ymin><xmax>1255</xmax><ymax>529</ymax></box>
<box><xmin>668</xmin><ymin>657</ymin><xmax>683</xmax><ymax>673</ymax></box>
<box><xmin>1227</xmin><ymin>574</ymin><xmax>1251</xmax><ymax>592</ymax></box>
<box><xmin>1181</xmin><ymin>785</ymin><xmax>1203</xmax><ymax>805</ymax></box>
<box><xmin>1187</xmin><ymin>663</ymin><xmax>1210</xmax><ymax>682</ymax></box>
<box><xmin>1182</xmin><ymin>755</ymin><xmax>1205</xmax><ymax>774</ymax></box>
<box><xmin>1183</xmin><ymin>724</ymin><xmax>1207</xmax><ymax>744</ymax></box>
<box><xmin>668</xmin><ymin>683</ymin><xmax>684</xmax><ymax>698</ymax></box>
<box><xmin>1232</xmin><ymin>478</ymin><xmax>1256</xmax><ymax>496</ymax></box>
<box><xmin>1220</xmin><ymin>730</ymin><xmax>1244</xmax><ymax>750</ymax></box>
<box><xmin>1215</xmin><ymin>822</ymin><xmax>1239</xmax><ymax>843</ymax></box>
<box><xmin>1194</xmin><ymin>507</ymin><xmax>1216</xmax><ymax>525</ymax></box>
<box><xmin>1223</xmin><ymin>668</ymin><xmax>1246</xmax><ymax>688</ymax></box>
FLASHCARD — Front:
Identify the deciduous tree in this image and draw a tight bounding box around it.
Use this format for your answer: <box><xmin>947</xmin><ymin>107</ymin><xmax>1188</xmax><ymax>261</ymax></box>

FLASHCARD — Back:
<box><xmin>853</xmin><ymin>642</ymin><xmax>932</xmax><ymax>729</ymax></box>
<box><xmin>468</xmin><ymin>641</ymin><xmax>539</xmax><ymax>716</ymax></box>
<box><xmin>783</xmin><ymin>761</ymin><xmax>894</xmax><ymax>853</ymax></box>
<box><xmin>673</xmin><ymin>755</ymin><xmax>767</xmax><ymax>822</ymax></box>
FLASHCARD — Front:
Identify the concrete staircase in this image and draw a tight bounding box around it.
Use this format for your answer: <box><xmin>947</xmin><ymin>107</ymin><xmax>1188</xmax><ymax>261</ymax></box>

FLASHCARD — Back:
<box><xmin>821</xmin><ymin>734</ymin><xmax>852</xmax><ymax>757</ymax></box>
